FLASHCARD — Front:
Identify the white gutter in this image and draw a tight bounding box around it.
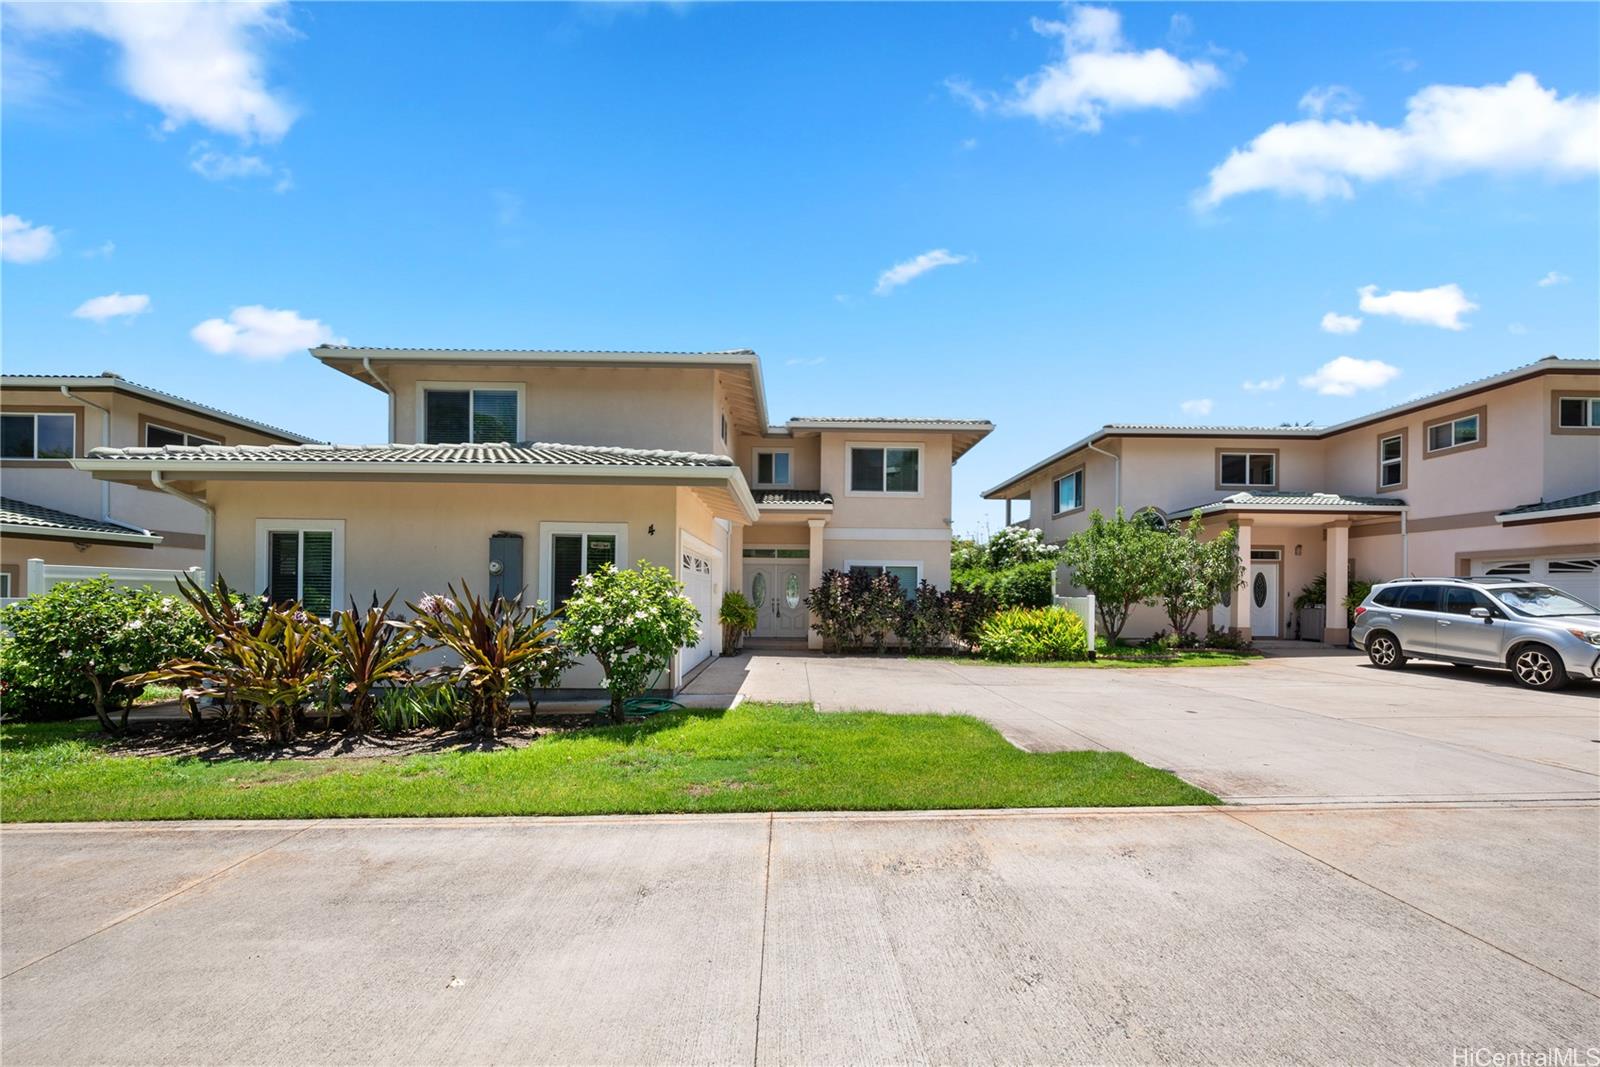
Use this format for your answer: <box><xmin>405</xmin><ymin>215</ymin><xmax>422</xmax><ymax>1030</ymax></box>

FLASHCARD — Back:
<box><xmin>1085</xmin><ymin>440</ymin><xmax>1121</xmax><ymax>512</ymax></box>
<box><xmin>362</xmin><ymin>355</ymin><xmax>396</xmax><ymax>441</ymax></box>
<box><xmin>60</xmin><ymin>385</ymin><xmax>114</xmax><ymax>524</ymax></box>
<box><xmin>150</xmin><ymin>472</ymin><xmax>215</xmax><ymax>582</ymax></box>
<box><xmin>1494</xmin><ymin>503</ymin><xmax>1600</xmax><ymax>524</ymax></box>
<box><xmin>1401</xmin><ymin>510</ymin><xmax>1409</xmax><ymax>577</ymax></box>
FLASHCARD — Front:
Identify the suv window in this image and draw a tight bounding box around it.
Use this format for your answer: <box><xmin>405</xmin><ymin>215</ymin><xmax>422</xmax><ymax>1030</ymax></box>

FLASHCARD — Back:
<box><xmin>1441</xmin><ymin>587</ymin><xmax>1495</xmax><ymax>616</ymax></box>
<box><xmin>1373</xmin><ymin>587</ymin><xmax>1403</xmax><ymax>607</ymax></box>
<box><xmin>1395</xmin><ymin>585</ymin><xmax>1441</xmax><ymax>611</ymax></box>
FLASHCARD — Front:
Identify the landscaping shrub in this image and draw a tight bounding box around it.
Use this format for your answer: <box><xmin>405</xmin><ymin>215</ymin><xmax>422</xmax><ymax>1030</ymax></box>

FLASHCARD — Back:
<box><xmin>718</xmin><ymin>591</ymin><xmax>758</xmax><ymax>652</ymax></box>
<box><xmin>896</xmin><ymin>581</ymin><xmax>956</xmax><ymax>653</ymax></box>
<box><xmin>804</xmin><ymin>569</ymin><xmax>903</xmax><ymax>653</ymax></box>
<box><xmin>559</xmin><ymin>562</ymin><xmax>701</xmax><ymax>724</ymax></box>
<box><xmin>977</xmin><ymin>606</ymin><xmax>1089</xmax><ymax>663</ymax></box>
<box><xmin>322</xmin><ymin>593</ymin><xmax>423</xmax><ymax>734</ymax></box>
<box><xmin>1058</xmin><ymin>508</ymin><xmax>1169</xmax><ymax>646</ymax></box>
<box><xmin>0</xmin><ymin>576</ymin><xmax>209</xmax><ymax>732</ymax></box>
<box><xmin>374</xmin><ymin>682</ymin><xmax>462</xmax><ymax>734</ymax></box>
<box><xmin>946</xmin><ymin>584</ymin><xmax>998</xmax><ymax>646</ymax></box>
<box><xmin>984</xmin><ymin>525</ymin><xmax>1062</xmax><ymax>568</ymax></box>
<box><xmin>401</xmin><ymin>585</ymin><xmax>561</xmax><ymax>737</ymax></box>
<box><xmin>1154</xmin><ymin>511</ymin><xmax>1242</xmax><ymax>639</ymax></box>
<box><xmin>952</xmin><ymin>558</ymin><xmax>1056</xmax><ymax>609</ymax></box>
<box><xmin>514</xmin><ymin>638</ymin><xmax>576</xmax><ymax>714</ymax></box>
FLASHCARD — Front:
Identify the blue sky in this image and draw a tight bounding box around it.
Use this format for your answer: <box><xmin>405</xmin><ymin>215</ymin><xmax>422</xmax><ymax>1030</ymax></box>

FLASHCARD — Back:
<box><xmin>3</xmin><ymin>1</ymin><xmax>1596</xmax><ymax>534</ymax></box>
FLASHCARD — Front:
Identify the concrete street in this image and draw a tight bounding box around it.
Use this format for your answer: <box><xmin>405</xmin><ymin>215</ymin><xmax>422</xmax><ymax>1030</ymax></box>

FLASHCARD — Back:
<box><xmin>4</xmin><ymin>649</ymin><xmax>1598</xmax><ymax>1063</ymax></box>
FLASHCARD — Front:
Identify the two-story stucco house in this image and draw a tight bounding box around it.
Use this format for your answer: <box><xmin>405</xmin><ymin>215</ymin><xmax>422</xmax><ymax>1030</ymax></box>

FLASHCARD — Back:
<box><xmin>1</xmin><ymin>373</ymin><xmax>315</xmax><ymax>598</ymax></box>
<box><xmin>984</xmin><ymin>357</ymin><xmax>1600</xmax><ymax>647</ymax></box>
<box><xmin>75</xmin><ymin>347</ymin><xmax>991</xmax><ymax>689</ymax></box>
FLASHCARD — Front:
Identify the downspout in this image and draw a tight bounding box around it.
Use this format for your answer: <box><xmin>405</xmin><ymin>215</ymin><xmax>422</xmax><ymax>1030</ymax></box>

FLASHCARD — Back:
<box><xmin>60</xmin><ymin>385</ymin><xmax>112</xmax><ymax>521</ymax></box>
<box><xmin>1085</xmin><ymin>439</ymin><xmax>1121</xmax><ymax>512</ymax></box>
<box><xmin>362</xmin><ymin>356</ymin><xmax>395</xmax><ymax>441</ymax></box>
<box><xmin>152</xmin><ymin>472</ymin><xmax>214</xmax><ymax>584</ymax></box>
<box><xmin>1400</xmin><ymin>510</ymin><xmax>1409</xmax><ymax>577</ymax></box>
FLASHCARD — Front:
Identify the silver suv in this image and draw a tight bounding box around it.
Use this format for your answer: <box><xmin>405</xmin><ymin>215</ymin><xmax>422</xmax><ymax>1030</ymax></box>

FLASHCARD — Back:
<box><xmin>1351</xmin><ymin>577</ymin><xmax>1600</xmax><ymax>690</ymax></box>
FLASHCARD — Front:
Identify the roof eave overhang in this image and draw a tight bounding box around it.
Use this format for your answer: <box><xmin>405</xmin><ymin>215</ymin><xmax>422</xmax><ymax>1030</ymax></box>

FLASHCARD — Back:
<box><xmin>1198</xmin><ymin>504</ymin><xmax>1409</xmax><ymax>517</ymax></box>
<box><xmin>0</xmin><ymin>376</ymin><xmax>317</xmax><ymax>444</ymax></box>
<box><xmin>0</xmin><ymin>522</ymin><xmax>162</xmax><ymax>547</ymax></box>
<box><xmin>1495</xmin><ymin>504</ymin><xmax>1600</xmax><ymax>526</ymax></box>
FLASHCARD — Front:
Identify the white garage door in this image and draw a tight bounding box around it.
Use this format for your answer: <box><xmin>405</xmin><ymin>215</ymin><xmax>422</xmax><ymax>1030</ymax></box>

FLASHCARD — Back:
<box><xmin>679</xmin><ymin>548</ymin><xmax>715</xmax><ymax>674</ymax></box>
<box><xmin>1472</xmin><ymin>556</ymin><xmax>1600</xmax><ymax>608</ymax></box>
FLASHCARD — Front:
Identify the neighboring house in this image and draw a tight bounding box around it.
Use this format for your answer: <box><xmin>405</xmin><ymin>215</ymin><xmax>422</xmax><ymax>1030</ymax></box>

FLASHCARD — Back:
<box><xmin>75</xmin><ymin>347</ymin><xmax>991</xmax><ymax>689</ymax></box>
<box><xmin>1</xmin><ymin>373</ymin><xmax>314</xmax><ymax>597</ymax></box>
<box><xmin>983</xmin><ymin>357</ymin><xmax>1600</xmax><ymax>646</ymax></box>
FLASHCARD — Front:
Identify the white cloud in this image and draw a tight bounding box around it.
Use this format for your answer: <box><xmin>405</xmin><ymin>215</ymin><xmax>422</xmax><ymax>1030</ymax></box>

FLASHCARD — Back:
<box><xmin>1298</xmin><ymin>84</ymin><xmax>1360</xmax><ymax>118</ymax></box>
<box><xmin>1241</xmin><ymin>375</ymin><xmax>1285</xmax><ymax>393</ymax></box>
<box><xmin>7</xmin><ymin>1</ymin><xmax>297</xmax><ymax>141</ymax></box>
<box><xmin>82</xmin><ymin>240</ymin><xmax>116</xmax><ymax>259</ymax></box>
<box><xmin>1357</xmin><ymin>282</ymin><xmax>1477</xmax><ymax>330</ymax></box>
<box><xmin>188</xmin><ymin>143</ymin><xmax>292</xmax><ymax>191</ymax></box>
<box><xmin>1320</xmin><ymin>311</ymin><xmax>1363</xmax><ymax>334</ymax></box>
<box><xmin>1299</xmin><ymin>356</ymin><xmax>1400</xmax><ymax>397</ymax></box>
<box><xmin>874</xmin><ymin>249</ymin><xmax>971</xmax><ymax>295</ymax></box>
<box><xmin>949</xmin><ymin>4</ymin><xmax>1224</xmax><ymax>134</ymax></box>
<box><xmin>72</xmin><ymin>292</ymin><xmax>151</xmax><ymax>322</ymax></box>
<box><xmin>1199</xmin><ymin>74</ymin><xmax>1599</xmax><ymax>207</ymax></box>
<box><xmin>190</xmin><ymin>305</ymin><xmax>342</xmax><ymax>360</ymax></box>
<box><xmin>1179</xmin><ymin>398</ymin><xmax>1214</xmax><ymax>417</ymax></box>
<box><xmin>1</xmin><ymin>214</ymin><xmax>59</xmax><ymax>263</ymax></box>
<box><xmin>1537</xmin><ymin>270</ymin><xmax>1570</xmax><ymax>287</ymax></box>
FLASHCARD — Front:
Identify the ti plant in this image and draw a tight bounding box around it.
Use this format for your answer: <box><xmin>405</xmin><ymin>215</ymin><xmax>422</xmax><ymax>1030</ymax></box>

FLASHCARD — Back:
<box><xmin>400</xmin><ymin>584</ymin><xmax>561</xmax><ymax>737</ymax></box>
<box><xmin>322</xmin><ymin>592</ymin><xmax>424</xmax><ymax>735</ymax></box>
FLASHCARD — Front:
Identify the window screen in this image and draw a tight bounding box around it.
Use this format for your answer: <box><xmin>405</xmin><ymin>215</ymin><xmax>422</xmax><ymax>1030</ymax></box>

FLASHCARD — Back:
<box><xmin>850</xmin><ymin>448</ymin><xmax>885</xmax><ymax>492</ymax></box>
<box><xmin>424</xmin><ymin>391</ymin><xmax>471</xmax><ymax>443</ymax></box>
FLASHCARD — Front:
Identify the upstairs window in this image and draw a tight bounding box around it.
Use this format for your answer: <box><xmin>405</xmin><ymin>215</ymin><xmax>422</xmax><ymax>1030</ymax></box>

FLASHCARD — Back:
<box><xmin>1218</xmin><ymin>451</ymin><xmax>1276</xmax><ymax>488</ymax></box>
<box><xmin>145</xmin><ymin>423</ymin><xmax>221</xmax><ymax>448</ymax></box>
<box><xmin>1556</xmin><ymin>396</ymin><xmax>1600</xmax><ymax>430</ymax></box>
<box><xmin>1</xmin><ymin>412</ymin><xmax>75</xmax><ymax>459</ymax></box>
<box><xmin>1425</xmin><ymin>411</ymin><xmax>1481</xmax><ymax>454</ymax></box>
<box><xmin>423</xmin><ymin>387</ymin><xmax>519</xmax><ymax>444</ymax></box>
<box><xmin>1378</xmin><ymin>432</ymin><xmax>1404</xmax><ymax>489</ymax></box>
<box><xmin>849</xmin><ymin>445</ymin><xmax>920</xmax><ymax>494</ymax></box>
<box><xmin>1053</xmin><ymin>469</ymin><xmax>1084</xmax><ymax>514</ymax></box>
<box><xmin>755</xmin><ymin>449</ymin><xmax>792</xmax><ymax>487</ymax></box>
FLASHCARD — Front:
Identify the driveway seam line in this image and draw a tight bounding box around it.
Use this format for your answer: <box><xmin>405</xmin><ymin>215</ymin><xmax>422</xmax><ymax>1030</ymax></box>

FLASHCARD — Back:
<box><xmin>1220</xmin><ymin>809</ymin><xmax>1600</xmax><ymax>1001</ymax></box>
<box><xmin>0</xmin><ymin>820</ymin><xmax>323</xmax><ymax>981</ymax></box>
<box><xmin>751</xmin><ymin>811</ymin><xmax>775</xmax><ymax>1066</ymax></box>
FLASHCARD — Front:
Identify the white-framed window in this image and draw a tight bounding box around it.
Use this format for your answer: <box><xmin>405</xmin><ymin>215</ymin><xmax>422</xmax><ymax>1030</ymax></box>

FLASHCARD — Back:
<box><xmin>846</xmin><ymin>560</ymin><xmax>922</xmax><ymax>599</ymax></box>
<box><xmin>1250</xmin><ymin>548</ymin><xmax>1282</xmax><ymax>562</ymax></box>
<box><xmin>1378</xmin><ymin>433</ymin><xmax>1404</xmax><ymax>488</ymax></box>
<box><xmin>754</xmin><ymin>449</ymin><xmax>792</xmax><ymax>488</ymax></box>
<box><xmin>1219</xmin><ymin>451</ymin><xmax>1276</xmax><ymax>487</ymax></box>
<box><xmin>418</xmin><ymin>382</ymin><xmax>524</xmax><ymax>444</ymax></box>
<box><xmin>145</xmin><ymin>423</ymin><xmax>221</xmax><ymax>448</ymax></box>
<box><xmin>539</xmin><ymin>522</ymin><xmax>628</xmax><ymax>613</ymax></box>
<box><xmin>848</xmin><ymin>444</ymin><xmax>922</xmax><ymax>495</ymax></box>
<box><xmin>0</xmin><ymin>572</ymin><xmax>11</xmax><ymax>598</ymax></box>
<box><xmin>0</xmin><ymin>412</ymin><xmax>75</xmax><ymax>459</ymax></box>
<box><xmin>1053</xmin><ymin>469</ymin><xmax>1084</xmax><ymax>514</ymax></box>
<box><xmin>255</xmin><ymin>520</ymin><xmax>345</xmax><ymax>617</ymax></box>
<box><xmin>1425</xmin><ymin>412</ymin><xmax>1480</xmax><ymax>453</ymax></box>
<box><xmin>1557</xmin><ymin>396</ymin><xmax>1600</xmax><ymax>429</ymax></box>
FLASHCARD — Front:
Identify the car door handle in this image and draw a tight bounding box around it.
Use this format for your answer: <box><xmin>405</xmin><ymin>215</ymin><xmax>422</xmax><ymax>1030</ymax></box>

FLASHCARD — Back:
<box><xmin>1439</xmin><ymin>620</ymin><xmax>1451</xmax><ymax>627</ymax></box>
<box><xmin>1389</xmin><ymin>614</ymin><xmax>1403</xmax><ymax>621</ymax></box>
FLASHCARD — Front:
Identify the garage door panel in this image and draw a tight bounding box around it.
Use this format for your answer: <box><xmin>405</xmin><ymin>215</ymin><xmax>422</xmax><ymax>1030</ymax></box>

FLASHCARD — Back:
<box><xmin>1473</xmin><ymin>555</ymin><xmax>1600</xmax><ymax>607</ymax></box>
<box><xmin>679</xmin><ymin>546</ymin><xmax>716</xmax><ymax>674</ymax></box>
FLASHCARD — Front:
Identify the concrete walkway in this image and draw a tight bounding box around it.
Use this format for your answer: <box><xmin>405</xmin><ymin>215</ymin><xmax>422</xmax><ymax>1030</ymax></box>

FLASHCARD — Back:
<box><xmin>687</xmin><ymin>648</ymin><xmax>1600</xmax><ymax>804</ymax></box>
<box><xmin>4</xmin><ymin>804</ymin><xmax>1597</xmax><ymax>1065</ymax></box>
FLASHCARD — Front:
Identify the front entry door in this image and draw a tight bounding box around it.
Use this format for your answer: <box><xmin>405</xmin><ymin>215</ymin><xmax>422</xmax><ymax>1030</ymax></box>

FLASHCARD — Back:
<box><xmin>1248</xmin><ymin>563</ymin><xmax>1280</xmax><ymax>638</ymax></box>
<box><xmin>749</xmin><ymin>563</ymin><xmax>808</xmax><ymax>638</ymax></box>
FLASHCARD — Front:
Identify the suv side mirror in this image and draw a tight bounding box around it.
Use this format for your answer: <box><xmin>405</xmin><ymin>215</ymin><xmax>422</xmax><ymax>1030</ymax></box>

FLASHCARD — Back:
<box><xmin>1469</xmin><ymin>606</ymin><xmax>1492</xmax><ymax>621</ymax></box>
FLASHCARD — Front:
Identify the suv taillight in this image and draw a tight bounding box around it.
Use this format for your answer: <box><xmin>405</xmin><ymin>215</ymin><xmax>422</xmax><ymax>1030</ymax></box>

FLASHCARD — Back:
<box><xmin>1353</xmin><ymin>605</ymin><xmax>1367</xmax><ymax>617</ymax></box>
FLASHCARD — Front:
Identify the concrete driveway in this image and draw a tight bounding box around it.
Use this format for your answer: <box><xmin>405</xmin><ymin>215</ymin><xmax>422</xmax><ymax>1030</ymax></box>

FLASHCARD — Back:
<box><xmin>4</xmin><ymin>804</ymin><xmax>1597</xmax><ymax>1065</ymax></box>
<box><xmin>687</xmin><ymin>646</ymin><xmax>1600</xmax><ymax>804</ymax></box>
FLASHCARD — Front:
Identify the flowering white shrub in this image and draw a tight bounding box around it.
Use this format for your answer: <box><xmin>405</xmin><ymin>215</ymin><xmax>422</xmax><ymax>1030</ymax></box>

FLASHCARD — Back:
<box><xmin>558</xmin><ymin>561</ymin><xmax>701</xmax><ymax>723</ymax></box>
<box><xmin>986</xmin><ymin>525</ymin><xmax>1061</xmax><ymax>568</ymax></box>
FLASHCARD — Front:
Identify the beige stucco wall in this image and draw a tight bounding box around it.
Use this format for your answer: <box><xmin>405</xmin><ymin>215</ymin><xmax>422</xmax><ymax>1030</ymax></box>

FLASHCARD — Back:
<box><xmin>380</xmin><ymin>363</ymin><xmax>724</xmax><ymax>455</ymax></box>
<box><xmin>735</xmin><ymin>432</ymin><xmax>821</xmax><ymax>491</ymax></box>
<box><xmin>206</xmin><ymin>478</ymin><xmax>711</xmax><ymax>688</ymax></box>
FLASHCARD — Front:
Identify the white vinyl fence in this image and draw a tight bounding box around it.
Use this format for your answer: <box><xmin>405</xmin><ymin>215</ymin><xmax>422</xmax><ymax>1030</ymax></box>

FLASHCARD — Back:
<box><xmin>1</xmin><ymin>559</ymin><xmax>205</xmax><ymax>609</ymax></box>
<box><xmin>1055</xmin><ymin>594</ymin><xmax>1097</xmax><ymax>650</ymax></box>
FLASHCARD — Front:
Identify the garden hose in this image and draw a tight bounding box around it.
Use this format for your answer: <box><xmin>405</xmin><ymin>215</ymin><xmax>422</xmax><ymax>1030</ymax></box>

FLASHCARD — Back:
<box><xmin>595</xmin><ymin>667</ymin><xmax>683</xmax><ymax>717</ymax></box>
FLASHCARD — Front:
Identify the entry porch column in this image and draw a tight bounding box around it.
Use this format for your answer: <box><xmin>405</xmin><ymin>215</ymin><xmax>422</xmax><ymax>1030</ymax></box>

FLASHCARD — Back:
<box><xmin>806</xmin><ymin>518</ymin><xmax>826</xmax><ymax>650</ymax></box>
<box><xmin>1325</xmin><ymin>520</ymin><xmax>1351</xmax><ymax>647</ymax></box>
<box><xmin>729</xmin><ymin>523</ymin><xmax>745</xmax><ymax>596</ymax></box>
<box><xmin>1229</xmin><ymin>520</ymin><xmax>1253</xmax><ymax>641</ymax></box>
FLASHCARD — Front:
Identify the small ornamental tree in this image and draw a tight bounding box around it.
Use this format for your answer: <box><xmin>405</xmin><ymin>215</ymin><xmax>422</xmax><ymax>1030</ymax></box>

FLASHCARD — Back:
<box><xmin>559</xmin><ymin>562</ymin><xmax>701</xmax><ymax>724</ymax></box>
<box><xmin>1155</xmin><ymin>512</ymin><xmax>1243</xmax><ymax>640</ymax></box>
<box><xmin>1057</xmin><ymin>508</ymin><xmax>1169</xmax><ymax>647</ymax></box>
<box><xmin>0</xmin><ymin>576</ymin><xmax>207</xmax><ymax>733</ymax></box>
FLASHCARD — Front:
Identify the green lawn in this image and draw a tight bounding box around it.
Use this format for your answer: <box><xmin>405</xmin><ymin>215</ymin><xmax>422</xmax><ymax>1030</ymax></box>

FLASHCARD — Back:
<box><xmin>921</xmin><ymin>648</ymin><xmax>1260</xmax><ymax>670</ymax></box>
<box><xmin>0</xmin><ymin>702</ymin><xmax>1216</xmax><ymax>822</ymax></box>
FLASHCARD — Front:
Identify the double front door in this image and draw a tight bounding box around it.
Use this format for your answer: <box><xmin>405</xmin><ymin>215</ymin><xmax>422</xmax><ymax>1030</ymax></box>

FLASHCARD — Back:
<box><xmin>748</xmin><ymin>562</ymin><xmax>808</xmax><ymax>638</ymax></box>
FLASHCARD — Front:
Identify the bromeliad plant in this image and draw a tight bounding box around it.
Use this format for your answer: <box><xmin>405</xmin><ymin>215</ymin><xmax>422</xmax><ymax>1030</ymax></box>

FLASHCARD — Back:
<box><xmin>559</xmin><ymin>561</ymin><xmax>701</xmax><ymax>724</ymax></box>
<box><xmin>322</xmin><ymin>593</ymin><xmax>424</xmax><ymax>735</ymax></box>
<box><xmin>399</xmin><ymin>585</ymin><xmax>560</xmax><ymax>738</ymax></box>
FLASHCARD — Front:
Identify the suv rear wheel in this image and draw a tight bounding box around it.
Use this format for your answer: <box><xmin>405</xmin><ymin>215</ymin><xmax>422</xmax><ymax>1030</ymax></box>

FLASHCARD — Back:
<box><xmin>1366</xmin><ymin>632</ymin><xmax>1406</xmax><ymax>669</ymax></box>
<box><xmin>1509</xmin><ymin>644</ymin><xmax>1568</xmax><ymax>691</ymax></box>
